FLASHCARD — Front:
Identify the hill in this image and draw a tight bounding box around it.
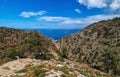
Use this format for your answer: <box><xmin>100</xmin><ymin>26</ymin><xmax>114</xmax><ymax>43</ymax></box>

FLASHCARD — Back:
<box><xmin>0</xmin><ymin>18</ymin><xmax>120</xmax><ymax>76</ymax></box>
<box><xmin>0</xmin><ymin>27</ymin><xmax>58</xmax><ymax>64</ymax></box>
<box><xmin>58</xmin><ymin>18</ymin><xmax>120</xmax><ymax>75</ymax></box>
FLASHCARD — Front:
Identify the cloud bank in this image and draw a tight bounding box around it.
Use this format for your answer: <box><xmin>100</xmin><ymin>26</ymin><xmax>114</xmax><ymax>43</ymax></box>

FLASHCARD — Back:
<box><xmin>38</xmin><ymin>14</ymin><xmax>120</xmax><ymax>27</ymax></box>
<box><xmin>61</xmin><ymin>14</ymin><xmax>120</xmax><ymax>25</ymax></box>
<box><xmin>38</xmin><ymin>16</ymin><xmax>70</xmax><ymax>22</ymax></box>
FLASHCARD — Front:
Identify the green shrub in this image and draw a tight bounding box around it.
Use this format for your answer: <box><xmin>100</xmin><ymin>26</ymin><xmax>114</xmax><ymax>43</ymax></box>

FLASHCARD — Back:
<box><xmin>18</xmin><ymin>44</ymin><xmax>30</xmax><ymax>52</ymax></box>
<box><xmin>22</xmin><ymin>31</ymin><xmax>39</xmax><ymax>44</ymax></box>
<box><xmin>5</xmin><ymin>47</ymin><xmax>26</xmax><ymax>59</ymax></box>
<box><xmin>60</xmin><ymin>48</ymin><xmax>68</xmax><ymax>59</ymax></box>
<box><xmin>23</xmin><ymin>36</ymin><xmax>37</xmax><ymax>43</ymax></box>
<box><xmin>60</xmin><ymin>65</ymin><xmax>68</xmax><ymax>72</ymax></box>
<box><xmin>35</xmin><ymin>70</ymin><xmax>45</xmax><ymax>77</ymax></box>
<box><xmin>5</xmin><ymin>48</ymin><xmax>19</xmax><ymax>59</ymax></box>
<box><xmin>32</xmin><ymin>68</ymin><xmax>46</xmax><ymax>77</ymax></box>
<box><xmin>15</xmin><ymin>68</ymin><xmax>26</xmax><ymax>73</ymax></box>
<box><xmin>102</xmin><ymin>50</ymin><xmax>120</xmax><ymax>75</ymax></box>
<box><xmin>57</xmin><ymin>56</ymin><xmax>64</xmax><ymax>61</ymax></box>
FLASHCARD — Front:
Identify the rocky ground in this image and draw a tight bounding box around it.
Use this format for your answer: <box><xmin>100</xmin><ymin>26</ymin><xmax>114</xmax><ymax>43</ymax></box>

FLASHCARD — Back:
<box><xmin>0</xmin><ymin>58</ymin><xmax>111</xmax><ymax>77</ymax></box>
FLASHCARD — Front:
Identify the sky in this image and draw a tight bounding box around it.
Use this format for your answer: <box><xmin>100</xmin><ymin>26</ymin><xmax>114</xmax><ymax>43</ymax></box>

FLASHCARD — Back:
<box><xmin>0</xmin><ymin>0</ymin><xmax>120</xmax><ymax>29</ymax></box>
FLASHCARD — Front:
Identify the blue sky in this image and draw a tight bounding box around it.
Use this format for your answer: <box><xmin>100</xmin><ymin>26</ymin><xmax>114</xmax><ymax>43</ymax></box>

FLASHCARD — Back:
<box><xmin>0</xmin><ymin>0</ymin><xmax>120</xmax><ymax>29</ymax></box>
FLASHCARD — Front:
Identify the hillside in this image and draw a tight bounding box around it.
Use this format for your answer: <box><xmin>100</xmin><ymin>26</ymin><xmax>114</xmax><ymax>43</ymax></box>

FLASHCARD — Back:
<box><xmin>0</xmin><ymin>18</ymin><xmax>120</xmax><ymax>77</ymax></box>
<box><xmin>0</xmin><ymin>27</ymin><xmax>58</xmax><ymax>64</ymax></box>
<box><xmin>58</xmin><ymin>18</ymin><xmax>120</xmax><ymax>75</ymax></box>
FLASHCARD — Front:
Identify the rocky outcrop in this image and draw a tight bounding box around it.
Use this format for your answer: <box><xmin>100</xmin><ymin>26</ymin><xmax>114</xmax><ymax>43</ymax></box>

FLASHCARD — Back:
<box><xmin>58</xmin><ymin>18</ymin><xmax>120</xmax><ymax>75</ymax></box>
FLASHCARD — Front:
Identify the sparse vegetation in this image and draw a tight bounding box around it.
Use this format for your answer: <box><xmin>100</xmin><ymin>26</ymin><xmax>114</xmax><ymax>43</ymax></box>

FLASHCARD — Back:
<box><xmin>15</xmin><ymin>68</ymin><xmax>26</xmax><ymax>73</ymax></box>
<box><xmin>32</xmin><ymin>69</ymin><xmax>46</xmax><ymax>77</ymax></box>
<box><xmin>27</xmin><ymin>64</ymin><xmax>47</xmax><ymax>77</ymax></box>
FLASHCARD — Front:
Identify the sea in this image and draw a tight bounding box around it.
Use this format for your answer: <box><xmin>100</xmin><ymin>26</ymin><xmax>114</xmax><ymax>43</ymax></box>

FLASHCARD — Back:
<box><xmin>29</xmin><ymin>29</ymin><xmax>80</xmax><ymax>40</ymax></box>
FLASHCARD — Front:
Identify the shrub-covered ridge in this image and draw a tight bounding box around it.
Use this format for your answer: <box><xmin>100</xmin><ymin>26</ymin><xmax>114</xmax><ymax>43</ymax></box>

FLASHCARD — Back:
<box><xmin>0</xmin><ymin>27</ymin><xmax>58</xmax><ymax>64</ymax></box>
<box><xmin>58</xmin><ymin>18</ymin><xmax>120</xmax><ymax>75</ymax></box>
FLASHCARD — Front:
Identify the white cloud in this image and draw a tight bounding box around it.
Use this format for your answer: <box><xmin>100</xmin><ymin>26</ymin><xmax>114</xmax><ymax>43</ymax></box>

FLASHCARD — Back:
<box><xmin>38</xmin><ymin>14</ymin><xmax>119</xmax><ymax>29</ymax></box>
<box><xmin>37</xmin><ymin>16</ymin><xmax>70</xmax><ymax>22</ymax></box>
<box><xmin>110</xmin><ymin>0</ymin><xmax>120</xmax><ymax>11</ymax></box>
<box><xmin>61</xmin><ymin>14</ymin><xmax>120</xmax><ymax>25</ymax></box>
<box><xmin>62</xmin><ymin>19</ymin><xmax>82</xmax><ymax>24</ymax></box>
<box><xmin>78</xmin><ymin>0</ymin><xmax>107</xmax><ymax>8</ymax></box>
<box><xmin>20</xmin><ymin>11</ymin><xmax>46</xmax><ymax>18</ymax></box>
<box><xmin>77</xmin><ymin>0</ymin><xmax>120</xmax><ymax>13</ymax></box>
<box><xmin>75</xmin><ymin>9</ymin><xmax>81</xmax><ymax>13</ymax></box>
<box><xmin>37</xmin><ymin>14</ymin><xmax>120</xmax><ymax>27</ymax></box>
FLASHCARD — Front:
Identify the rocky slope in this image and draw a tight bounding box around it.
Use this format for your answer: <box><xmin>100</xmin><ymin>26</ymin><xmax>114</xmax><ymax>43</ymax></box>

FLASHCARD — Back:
<box><xmin>58</xmin><ymin>18</ymin><xmax>120</xmax><ymax>75</ymax></box>
<box><xmin>0</xmin><ymin>58</ymin><xmax>111</xmax><ymax>77</ymax></box>
<box><xmin>0</xmin><ymin>27</ymin><xmax>58</xmax><ymax>64</ymax></box>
